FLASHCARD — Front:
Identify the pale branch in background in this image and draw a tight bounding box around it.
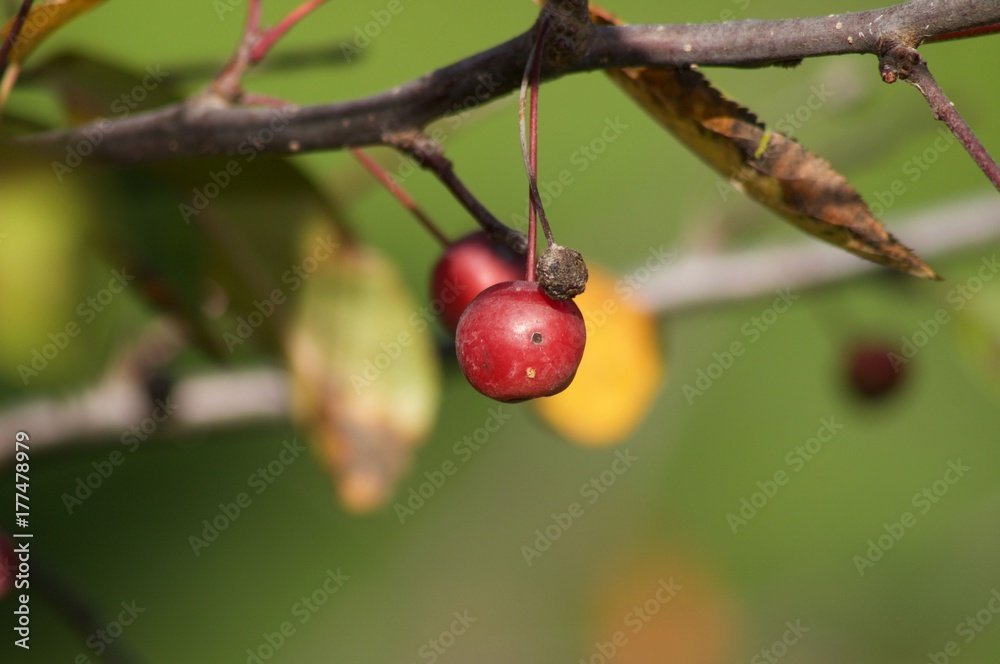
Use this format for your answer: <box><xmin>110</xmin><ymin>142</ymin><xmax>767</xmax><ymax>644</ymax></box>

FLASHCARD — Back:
<box><xmin>2</xmin><ymin>194</ymin><xmax>998</xmax><ymax>458</ymax></box>
<box><xmin>634</xmin><ymin>195</ymin><xmax>1000</xmax><ymax>312</ymax></box>
<box><xmin>0</xmin><ymin>368</ymin><xmax>288</xmax><ymax>458</ymax></box>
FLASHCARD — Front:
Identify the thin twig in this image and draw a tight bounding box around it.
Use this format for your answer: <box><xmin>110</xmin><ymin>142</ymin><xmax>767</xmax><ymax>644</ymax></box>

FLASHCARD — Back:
<box><xmin>249</xmin><ymin>0</ymin><xmax>331</xmax><ymax>65</ymax></box>
<box><xmin>350</xmin><ymin>148</ymin><xmax>450</xmax><ymax>247</ymax></box>
<box><xmin>879</xmin><ymin>45</ymin><xmax>1000</xmax><ymax>193</ymax></box>
<box><xmin>212</xmin><ymin>0</ymin><xmax>261</xmax><ymax>98</ymax></box>
<box><xmin>214</xmin><ymin>0</ymin><xmax>330</xmax><ymax>99</ymax></box>
<box><xmin>388</xmin><ymin>132</ymin><xmax>528</xmax><ymax>254</ymax></box>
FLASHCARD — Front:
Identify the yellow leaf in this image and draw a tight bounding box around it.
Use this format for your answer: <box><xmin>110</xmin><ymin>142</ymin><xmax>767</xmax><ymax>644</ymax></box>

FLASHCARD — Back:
<box><xmin>1</xmin><ymin>0</ymin><xmax>105</xmax><ymax>65</ymax></box>
<box><xmin>286</xmin><ymin>241</ymin><xmax>440</xmax><ymax>512</ymax></box>
<box><xmin>588</xmin><ymin>4</ymin><xmax>938</xmax><ymax>280</ymax></box>
<box><xmin>534</xmin><ymin>265</ymin><xmax>664</xmax><ymax>446</ymax></box>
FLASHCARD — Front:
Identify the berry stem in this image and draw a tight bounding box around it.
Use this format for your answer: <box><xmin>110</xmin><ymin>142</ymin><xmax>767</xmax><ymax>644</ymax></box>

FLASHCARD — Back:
<box><xmin>529</xmin><ymin>23</ymin><xmax>555</xmax><ymax>248</ymax></box>
<box><xmin>526</xmin><ymin>185</ymin><xmax>537</xmax><ymax>281</ymax></box>
<box><xmin>519</xmin><ymin>17</ymin><xmax>553</xmax><ymax>281</ymax></box>
<box><xmin>351</xmin><ymin>147</ymin><xmax>450</xmax><ymax>247</ymax></box>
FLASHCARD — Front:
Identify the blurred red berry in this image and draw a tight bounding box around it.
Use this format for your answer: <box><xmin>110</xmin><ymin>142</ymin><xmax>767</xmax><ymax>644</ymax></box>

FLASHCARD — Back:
<box><xmin>430</xmin><ymin>231</ymin><xmax>525</xmax><ymax>333</ymax></box>
<box><xmin>847</xmin><ymin>343</ymin><xmax>905</xmax><ymax>400</ymax></box>
<box><xmin>0</xmin><ymin>532</ymin><xmax>15</xmax><ymax>598</ymax></box>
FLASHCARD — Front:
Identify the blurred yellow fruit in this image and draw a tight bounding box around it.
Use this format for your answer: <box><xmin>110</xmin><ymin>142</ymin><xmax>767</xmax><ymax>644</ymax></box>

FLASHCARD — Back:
<box><xmin>534</xmin><ymin>265</ymin><xmax>665</xmax><ymax>446</ymax></box>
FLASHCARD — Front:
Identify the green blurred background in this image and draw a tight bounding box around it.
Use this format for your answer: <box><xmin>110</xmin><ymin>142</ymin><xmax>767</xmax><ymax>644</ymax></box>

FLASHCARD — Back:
<box><xmin>3</xmin><ymin>0</ymin><xmax>1000</xmax><ymax>662</ymax></box>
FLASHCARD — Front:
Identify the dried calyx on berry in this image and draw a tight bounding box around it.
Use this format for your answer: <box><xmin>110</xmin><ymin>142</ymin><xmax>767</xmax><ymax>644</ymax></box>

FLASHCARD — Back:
<box><xmin>536</xmin><ymin>244</ymin><xmax>588</xmax><ymax>300</ymax></box>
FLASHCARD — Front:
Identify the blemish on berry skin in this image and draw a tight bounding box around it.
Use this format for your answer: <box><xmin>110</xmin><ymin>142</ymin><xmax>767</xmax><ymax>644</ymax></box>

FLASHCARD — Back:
<box><xmin>526</xmin><ymin>367</ymin><xmax>536</xmax><ymax>379</ymax></box>
<box><xmin>531</xmin><ymin>332</ymin><xmax>543</xmax><ymax>344</ymax></box>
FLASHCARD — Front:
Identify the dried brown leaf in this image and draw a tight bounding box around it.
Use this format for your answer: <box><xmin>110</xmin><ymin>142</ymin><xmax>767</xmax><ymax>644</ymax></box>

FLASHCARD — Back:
<box><xmin>589</xmin><ymin>4</ymin><xmax>939</xmax><ymax>280</ymax></box>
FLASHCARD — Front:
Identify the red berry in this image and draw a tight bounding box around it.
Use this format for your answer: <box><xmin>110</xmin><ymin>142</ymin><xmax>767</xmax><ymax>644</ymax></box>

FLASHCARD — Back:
<box><xmin>0</xmin><ymin>532</ymin><xmax>14</xmax><ymax>599</ymax></box>
<box><xmin>456</xmin><ymin>280</ymin><xmax>586</xmax><ymax>402</ymax></box>
<box><xmin>430</xmin><ymin>232</ymin><xmax>525</xmax><ymax>333</ymax></box>
<box><xmin>847</xmin><ymin>343</ymin><xmax>904</xmax><ymax>399</ymax></box>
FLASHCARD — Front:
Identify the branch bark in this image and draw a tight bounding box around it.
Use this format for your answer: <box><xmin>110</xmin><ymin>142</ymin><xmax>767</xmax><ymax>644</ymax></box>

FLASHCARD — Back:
<box><xmin>13</xmin><ymin>0</ymin><xmax>1000</xmax><ymax>163</ymax></box>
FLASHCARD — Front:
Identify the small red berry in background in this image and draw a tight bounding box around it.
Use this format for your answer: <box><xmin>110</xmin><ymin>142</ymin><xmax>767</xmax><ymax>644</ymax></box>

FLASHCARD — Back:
<box><xmin>846</xmin><ymin>342</ymin><xmax>905</xmax><ymax>400</ymax></box>
<box><xmin>456</xmin><ymin>280</ymin><xmax>586</xmax><ymax>402</ymax></box>
<box><xmin>0</xmin><ymin>531</ymin><xmax>15</xmax><ymax>598</ymax></box>
<box><xmin>430</xmin><ymin>231</ymin><xmax>525</xmax><ymax>333</ymax></box>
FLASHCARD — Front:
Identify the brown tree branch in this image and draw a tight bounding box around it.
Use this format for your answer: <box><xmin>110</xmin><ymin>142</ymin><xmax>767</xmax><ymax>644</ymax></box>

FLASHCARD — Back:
<box><xmin>13</xmin><ymin>0</ymin><xmax>1000</xmax><ymax>163</ymax></box>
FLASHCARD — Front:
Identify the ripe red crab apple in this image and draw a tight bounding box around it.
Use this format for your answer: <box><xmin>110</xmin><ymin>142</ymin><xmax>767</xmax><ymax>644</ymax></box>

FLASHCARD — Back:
<box><xmin>456</xmin><ymin>280</ymin><xmax>586</xmax><ymax>402</ymax></box>
<box><xmin>430</xmin><ymin>231</ymin><xmax>525</xmax><ymax>333</ymax></box>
